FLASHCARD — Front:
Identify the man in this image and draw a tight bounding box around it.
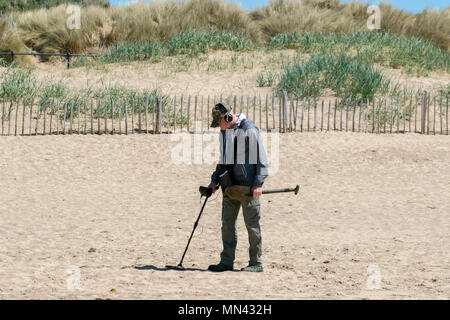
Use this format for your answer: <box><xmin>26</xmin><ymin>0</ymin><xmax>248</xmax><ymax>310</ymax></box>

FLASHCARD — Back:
<box><xmin>207</xmin><ymin>103</ymin><xmax>268</xmax><ymax>272</ymax></box>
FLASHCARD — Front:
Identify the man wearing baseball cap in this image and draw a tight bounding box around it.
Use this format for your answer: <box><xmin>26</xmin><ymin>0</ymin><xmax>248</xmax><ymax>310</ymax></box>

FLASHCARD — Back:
<box><xmin>207</xmin><ymin>103</ymin><xmax>268</xmax><ymax>272</ymax></box>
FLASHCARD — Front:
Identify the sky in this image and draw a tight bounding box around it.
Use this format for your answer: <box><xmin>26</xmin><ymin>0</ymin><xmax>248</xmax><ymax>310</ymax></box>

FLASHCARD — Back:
<box><xmin>109</xmin><ymin>0</ymin><xmax>449</xmax><ymax>13</ymax></box>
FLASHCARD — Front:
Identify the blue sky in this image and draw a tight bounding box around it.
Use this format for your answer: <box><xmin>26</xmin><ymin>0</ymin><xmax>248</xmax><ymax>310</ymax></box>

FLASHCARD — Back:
<box><xmin>110</xmin><ymin>0</ymin><xmax>449</xmax><ymax>13</ymax></box>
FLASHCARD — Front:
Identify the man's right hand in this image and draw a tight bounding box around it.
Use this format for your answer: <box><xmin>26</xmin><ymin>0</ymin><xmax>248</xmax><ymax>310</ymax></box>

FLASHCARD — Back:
<box><xmin>208</xmin><ymin>182</ymin><xmax>219</xmax><ymax>193</ymax></box>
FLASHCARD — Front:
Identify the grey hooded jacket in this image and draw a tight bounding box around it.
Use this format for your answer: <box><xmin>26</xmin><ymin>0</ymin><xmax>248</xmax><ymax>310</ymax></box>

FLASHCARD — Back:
<box><xmin>211</xmin><ymin>115</ymin><xmax>268</xmax><ymax>188</ymax></box>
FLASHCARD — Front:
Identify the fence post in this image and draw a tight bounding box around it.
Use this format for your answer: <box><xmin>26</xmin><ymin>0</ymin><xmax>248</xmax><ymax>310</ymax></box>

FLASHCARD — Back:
<box><xmin>201</xmin><ymin>95</ymin><xmax>204</xmax><ymax>133</ymax></box>
<box><xmin>146</xmin><ymin>95</ymin><xmax>149</xmax><ymax>134</ymax></box>
<box><xmin>363</xmin><ymin>99</ymin><xmax>367</xmax><ymax>133</ymax></box>
<box><xmin>7</xmin><ymin>101</ymin><xmax>12</xmax><ymax>135</ymax></box>
<box><xmin>439</xmin><ymin>94</ymin><xmax>442</xmax><ymax>135</ymax></box>
<box><xmin>446</xmin><ymin>94</ymin><xmax>449</xmax><ymax>135</ymax></box>
<box><xmin>238</xmin><ymin>95</ymin><xmax>243</xmax><ymax>114</ymax></box>
<box><xmin>159</xmin><ymin>96</ymin><xmax>163</xmax><ymax>134</ymax></box>
<box><xmin>246</xmin><ymin>95</ymin><xmax>249</xmax><ymax>117</ymax></box>
<box><xmin>55</xmin><ymin>99</ymin><xmax>59</xmax><ymax>135</ymax></box>
<box><xmin>345</xmin><ymin>99</ymin><xmax>349</xmax><ymax>132</ymax></box>
<box><xmin>1</xmin><ymin>99</ymin><xmax>5</xmax><ymax>136</ymax></box>
<box><xmin>131</xmin><ymin>97</ymin><xmax>135</xmax><ymax>134</ymax></box>
<box><xmin>21</xmin><ymin>98</ymin><xmax>26</xmax><ymax>135</ymax></box>
<box><xmin>421</xmin><ymin>91</ymin><xmax>427</xmax><ymax>134</ymax></box>
<box><xmin>432</xmin><ymin>95</ymin><xmax>436</xmax><ymax>135</ymax></box>
<box><xmin>104</xmin><ymin>99</ymin><xmax>108</xmax><ymax>134</ymax></box>
<box><xmin>83</xmin><ymin>100</ymin><xmax>87</xmax><ymax>135</ymax></box>
<box><xmin>77</xmin><ymin>100</ymin><xmax>80</xmax><ymax>134</ymax></box>
<box><xmin>43</xmin><ymin>102</ymin><xmax>47</xmax><ymax>135</ymax></box>
<box><xmin>111</xmin><ymin>98</ymin><xmax>115</xmax><ymax>135</ymax></box>
<box><xmin>358</xmin><ymin>99</ymin><xmax>362</xmax><ymax>132</ymax></box>
<box><xmin>90</xmin><ymin>99</ymin><xmax>93</xmax><ymax>134</ymax></box>
<box><xmin>259</xmin><ymin>95</ymin><xmax>263</xmax><ymax>129</ymax></box>
<box><xmin>333</xmin><ymin>99</ymin><xmax>337</xmax><ymax>130</ymax></box>
<box><xmin>265</xmin><ymin>94</ymin><xmax>269</xmax><ymax>131</ymax></box>
<box><xmin>233</xmin><ymin>96</ymin><xmax>237</xmax><ymax>120</ymax></box>
<box><xmin>138</xmin><ymin>97</ymin><xmax>142</xmax><ymax>133</ymax></box>
<box><xmin>124</xmin><ymin>99</ymin><xmax>128</xmax><ymax>135</ymax></box>
<box><xmin>313</xmin><ymin>99</ymin><xmax>317</xmax><ymax>132</ymax></box>
<box><xmin>194</xmin><ymin>95</ymin><xmax>197</xmax><ymax>130</ymax></box>
<box><xmin>414</xmin><ymin>93</ymin><xmax>418</xmax><ymax>133</ymax></box>
<box><xmin>427</xmin><ymin>94</ymin><xmax>431</xmax><ymax>134</ymax></box>
<box><xmin>327</xmin><ymin>99</ymin><xmax>331</xmax><ymax>131</ymax></box>
<box><xmin>118</xmin><ymin>99</ymin><xmax>122</xmax><ymax>135</ymax></box>
<box><xmin>387</xmin><ymin>96</ymin><xmax>392</xmax><ymax>133</ymax></box>
<box><xmin>300</xmin><ymin>98</ymin><xmax>305</xmax><ymax>132</ymax></box>
<box><xmin>351</xmin><ymin>99</ymin><xmax>356</xmax><ymax>132</ymax></box>
<box><xmin>403</xmin><ymin>94</ymin><xmax>407</xmax><ymax>133</ymax></box>
<box><xmin>187</xmin><ymin>96</ymin><xmax>190</xmax><ymax>133</ymax></box>
<box><xmin>66</xmin><ymin>53</ymin><xmax>71</xmax><ymax>69</ymax></box>
<box><xmin>173</xmin><ymin>95</ymin><xmax>177</xmax><ymax>133</ymax></box>
<box><xmin>179</xmin><ymin>95</ymin><xmax>183</xmax><ymax>132</ymax></box>
<box><xmin>14</xmin><ymin>100</ymin><xmax>19</xmax><ymax>136</ymax></box>
<box><xmin>165</xmin><ymin>96</ymin><xmax>169</xmax><ymax>134</ymax></box>
<box><xmin>307</xmin><ymin>98</ymin><xmax>311</xmax><ymax>132</ymax></box>
<box><xmin>408</xmin><ymin>95</ymin><xmax>412</xmax><ymax>133</ymax></box>
<box><xmin>97</xmin><ymin>100</ymin><xmax>101</xmax><ymax>135</ymax></box>
<box><xmin>69</xmin><ymin>100</ymin><xmax>74</xmax><ymax>134</ymax></box>
<box><xmin>207</xmin><ymin>95</ymin><xmax>211</xmax><ymax>133</ymax></box>
<box><xmin>364</xmin><ymin>99</ymin><xmax>368</xmax><ymax>133</ymax></box>
<box><xmin>271</xmin><ymin>94</ymin><xmax>275</xmax><ymax>130</ymax></box>
<box><xmin>379</xmin><ymin>99</ymin><xmax>383</xmax><ymax>134</ymax></box>
<box><xmin>283</xmin><ymin>92</ymin><xmax>287</xmax><ymax>133</ymax></box>
<box><xmin>278</xmin><ymin>95</ymin><xmax>282</xmax><ymax>132</ymax></box>
<box><xmin>253</xmin><ymin>95</ymin><xmax>256</xmax><ymax>123</ymax></box>
<box><xmin>396</xmin><ymin>95</ymin><xmax>400</xmax><ymax>133</ymax></box>
<box><xmin>35</xmin><ymin>100</ymin><xmax>40</xmax><ymax>135</ymax></box>
<box><xmin>320</xmin><ymin>99</ymin><xmax>324</xmax><ymax>131</ymax></box>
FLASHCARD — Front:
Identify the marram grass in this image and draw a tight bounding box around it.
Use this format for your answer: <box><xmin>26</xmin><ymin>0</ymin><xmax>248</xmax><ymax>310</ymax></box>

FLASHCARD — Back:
<box><xmin>1</xmin><ymin>0</ymin><xmax>448</xmax><ymax>60</ymax></box>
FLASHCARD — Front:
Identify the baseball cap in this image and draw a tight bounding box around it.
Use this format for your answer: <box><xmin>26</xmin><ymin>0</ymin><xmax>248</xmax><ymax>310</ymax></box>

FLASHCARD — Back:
<box><xmin>210</xmin><ymin>103</ymin><xmax>230</xmax><ymax>128</ymax></box>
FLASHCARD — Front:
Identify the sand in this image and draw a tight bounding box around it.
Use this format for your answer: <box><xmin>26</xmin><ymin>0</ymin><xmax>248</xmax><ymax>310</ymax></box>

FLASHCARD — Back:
<box><xmin>0</xmin><ymin>132</ymin><xmax>449</xmax><ymax>299</ymax></box>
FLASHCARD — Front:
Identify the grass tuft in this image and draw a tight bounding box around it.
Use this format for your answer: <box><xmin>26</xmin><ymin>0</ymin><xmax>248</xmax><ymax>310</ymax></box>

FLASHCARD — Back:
<box><xmin>276</xmin><ymin>53</ymin><xmax>391</xmax><ymax>101</ymax></box>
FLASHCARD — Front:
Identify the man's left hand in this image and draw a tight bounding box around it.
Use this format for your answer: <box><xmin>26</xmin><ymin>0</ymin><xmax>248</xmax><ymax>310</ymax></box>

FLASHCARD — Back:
<box><xmin>252</xmin><ymin>187</ymin><xmax>262</xmax><ymax>197</ymax></box>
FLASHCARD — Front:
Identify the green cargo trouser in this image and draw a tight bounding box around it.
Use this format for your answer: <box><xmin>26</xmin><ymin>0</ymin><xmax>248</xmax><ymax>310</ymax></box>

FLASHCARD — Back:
<box><xmin>220</xmin><ymin>194</ymin><xmax>262</xmax><ymax>268</ymax></box>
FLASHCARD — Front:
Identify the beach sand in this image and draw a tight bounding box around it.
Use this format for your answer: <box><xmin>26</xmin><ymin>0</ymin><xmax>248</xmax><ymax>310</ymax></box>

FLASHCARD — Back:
<box><xmin>0</xmin><ymin>132</ymin><xmax>449</xmax><ymax>299</ymax></box>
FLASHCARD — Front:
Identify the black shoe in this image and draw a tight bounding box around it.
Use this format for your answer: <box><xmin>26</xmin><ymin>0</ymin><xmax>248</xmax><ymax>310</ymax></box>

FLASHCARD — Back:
<box><xmin>208</xmin><ymin>262</ymin><xmax>233</xmax><ymax>272</ymax></box>
<box><xmin>240</xmin><ymin>265</ymin><xmax>263</xmax><ymax>272</ymax></box>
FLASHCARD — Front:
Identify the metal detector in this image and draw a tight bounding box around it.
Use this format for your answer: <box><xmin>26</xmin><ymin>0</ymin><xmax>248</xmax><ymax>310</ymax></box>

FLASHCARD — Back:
<box><xmin>166</xmin><ymin>186</ymin><xmax>212</xmax><ymax>271</ymax></box>
<box><xmin>166</xmin><ymin>184</ymin><xmax>299</xmax><ymax>270</ymax></box>
<box><xmin>247</xmin><ymin>184</ymin><xmax>300</xmax><ymax>196</ymax></box>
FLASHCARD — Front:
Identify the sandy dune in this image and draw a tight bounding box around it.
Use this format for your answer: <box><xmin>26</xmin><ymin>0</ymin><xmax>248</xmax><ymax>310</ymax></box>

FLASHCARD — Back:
<box><xmin>5</xmin><ymin>48</ymin><xmax>447</xmax><ymax>97</ymax></box>
<box><xmin>0</xmin><ymin>132</ymin><xmax>449</xmax><ymax>299</ymax></box>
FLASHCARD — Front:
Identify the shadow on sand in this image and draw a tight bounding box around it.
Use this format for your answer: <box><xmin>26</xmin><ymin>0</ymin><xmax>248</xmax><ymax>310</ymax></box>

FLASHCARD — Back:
<box><xmin>129</xmin><ymin>264</ymin><xmax>209</xmax><ymax>272</ymax></box>
<box><xmin>124</xmin><ymin>264</ymin><xmax>239</xmax><ymax>272</ymax></box>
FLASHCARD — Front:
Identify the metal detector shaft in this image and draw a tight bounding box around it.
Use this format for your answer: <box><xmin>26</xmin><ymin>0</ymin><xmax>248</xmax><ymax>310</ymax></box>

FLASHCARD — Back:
<box><xmin>247</xmin><ymin>184</ymin><xmax>300</xmax><ymax>196</ymax></box>
<box><xmin>177</xmin><ymin>196</ymin><xmax>209</xmax><ymax>267</ymax></box>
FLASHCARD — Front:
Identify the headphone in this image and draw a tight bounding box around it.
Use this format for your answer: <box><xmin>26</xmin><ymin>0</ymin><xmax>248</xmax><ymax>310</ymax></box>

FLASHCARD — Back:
<box><xmin>224</xmin><ymin>113</ymin><xmax>233</xmax><ymax>123</ymax></box>
<box><xmin>215</xmin><ymin>103</ymin><xmax>233</xmax><ymax>123</ymax></box>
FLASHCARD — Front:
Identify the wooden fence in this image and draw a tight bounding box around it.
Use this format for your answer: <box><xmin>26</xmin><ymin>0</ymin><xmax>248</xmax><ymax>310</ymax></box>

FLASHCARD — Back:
<box><xmin>0</xmin><ymin>92</ymin><xmax>448</xmax><ymax>136</ymax></box>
